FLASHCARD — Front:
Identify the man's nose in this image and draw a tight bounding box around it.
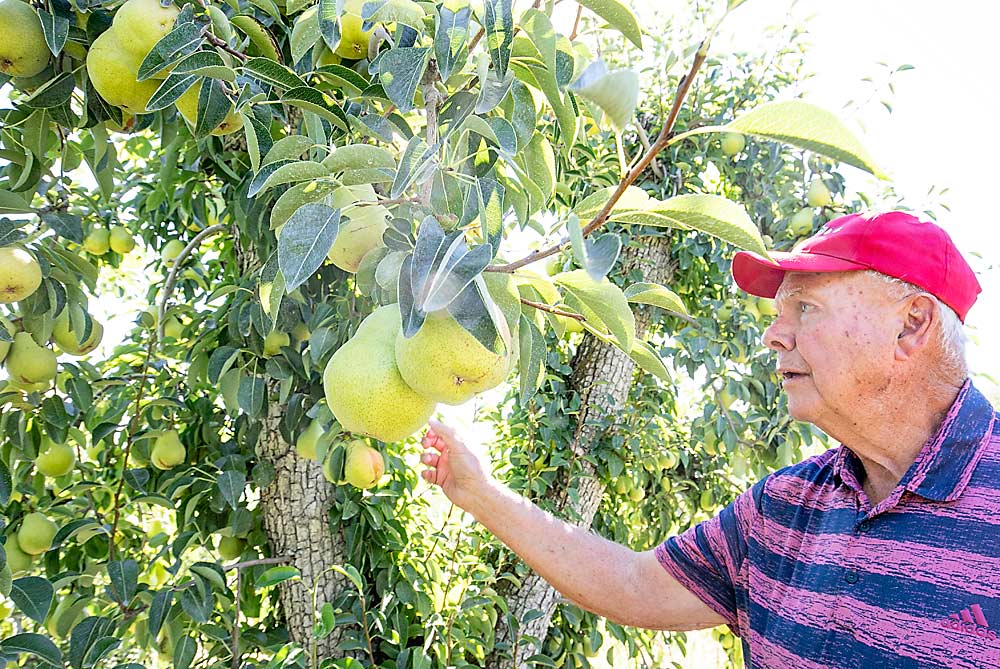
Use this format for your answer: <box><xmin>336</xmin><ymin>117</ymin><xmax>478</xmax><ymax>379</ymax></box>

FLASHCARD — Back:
<box><xmin>763</xmin><ymin>316</ymin><xmax>794</xmax><ymax>352</ymax></box>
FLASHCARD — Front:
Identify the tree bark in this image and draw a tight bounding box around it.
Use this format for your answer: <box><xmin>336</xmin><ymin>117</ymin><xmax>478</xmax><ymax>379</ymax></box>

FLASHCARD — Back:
<box><xmin>487</xmin><ymin>234</ymin><xmax>676</xmax><ymax>668</ymax></box>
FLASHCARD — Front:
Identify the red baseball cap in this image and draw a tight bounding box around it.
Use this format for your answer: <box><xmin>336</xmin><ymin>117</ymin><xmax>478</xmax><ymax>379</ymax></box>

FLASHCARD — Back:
<box><xmin>732</xmin><ymin>211</ymin><xmax>982</xmax><ymax>322</ymax></box>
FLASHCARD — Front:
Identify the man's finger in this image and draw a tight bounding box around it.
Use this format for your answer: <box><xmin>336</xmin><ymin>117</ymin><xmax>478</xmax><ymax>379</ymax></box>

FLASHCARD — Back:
<box><xmin>424</xmin><ymin>431</ymin><xmax>447</xmax><ymax>454</ymax></box>
<box><xmin>421</xmin><ymin>451</ymin><xmax>439</xmax><ymax>467</ymax></box>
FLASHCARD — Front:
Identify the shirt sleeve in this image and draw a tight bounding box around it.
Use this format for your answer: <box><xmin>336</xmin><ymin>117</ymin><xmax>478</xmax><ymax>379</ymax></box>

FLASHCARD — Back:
<box><xmin>653</xmin><ymin>477</ymin><xmax>765</xmax><ymax>633</ymax></box>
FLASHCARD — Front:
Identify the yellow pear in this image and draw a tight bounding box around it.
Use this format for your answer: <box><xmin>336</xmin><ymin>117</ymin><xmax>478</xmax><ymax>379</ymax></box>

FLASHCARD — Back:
<box><xmin>111</xmin><ymin>0</ymin><xmax>180</xmax><ymax>60</ymax></box>
<box><xmin>395</xmin><ymin>310</ymin><xmax>513</xmax><ymax>405</ymax></box>
<box><xmin>788</xmin><ymin>207</ymin><xmax>814</xmax><ymax>236</ymax></box>
<box><xmin>216</xmin><ymin>535</ymin><xmax>245</xmax><ymax>560</ymax></box>
<box><xmin>806</xmin><ymin>179</ymin><xmax>832</xmax><ymax>208</ymax></box>
<box><xmin>5</xmin><ymin>332</ymin><xmax>57</xmax><ymax>384</ymax></box>
<box><xmin>109</xmin><ymin>226</ymin><xmax>136</xmax><ymax>254</ymax></box>
<box><xmin>86</xmin><ymin>29</ymin><xmax>160</xmax><ymax>114</ymax></box>
<box><xmin>295</xmin><ymin>419</ymin><xmax>324</xmax><ymax>461</ymax></box>
<box><xmin>151</xmin><ymin>429</ymin><xmax>185</xmax><ymax>469</ymax></box>
<box><xmin>720</xmin><ymin>132</ymin><xmax>745</xmax><ymax>156</ymax></box>
<box><xmin>343</xmin><ymin>439</ymin><xmax>384</xmax><ymax>489</ymax></box>
<box><xmin>35</xmin><ymin>438</ymin><xmax>76</xmax><ymax>477</ymax></box>
<box><xmin>0</xmin><ymin>0</ymin><xmax>49</xmax><ymax>78</ymax></box>
<box><xmin>83</xmin><ymin>228</ymin><xmax>111</xmax><ymax>255</ymax></box>
<box><xmin>0</xmin><ymin>246</ymin><xmax>42</xmax><ymax>303</ymax></box>
<box><xmin>323</xmin><ymin>305</ymin><xmax>436</xmax><ymax>442</ymax></box>
<box><xmin>5</xmin><ymin>535</ymin><xmax>34</xmax><ymax>572</ymax></box>
<box><xmin>263</xmin><ymin>330</ymin><xmax>289</xmax><ymax>357</ymax></box>
<box><xmin>327</xmin><ymin>203</ymin><xmax>389</xmax><ymax>273</ymax></box>
<box><xmin>17</xmin><ymin>512</ymin><xmax>58</xmax><ymax>555</ymax></box>
<box><xmin>52</xmin><ymin>311</ymin><xmax>103</xmax><ymax>356</ymax></box>
<box><xmin>161</xmin><ymin>239</ymin><xmax>186</xmax><ymax>263</ymax></box>
<box><xmin>335</xmin><ymin>8</ymin><xmax>374</xmax><ymax>60</ymax></box>
<box><xmin>175</xmin><ymin>80</ymin><xmax>244</xmax><ymax>136</ymax></box>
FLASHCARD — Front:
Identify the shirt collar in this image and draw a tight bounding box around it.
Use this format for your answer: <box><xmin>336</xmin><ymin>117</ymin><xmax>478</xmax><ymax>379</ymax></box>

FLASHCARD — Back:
<box><xmin>833</xmin><ymin>379</ymin><xmax>996</xmax><ymax>503</ymax></box>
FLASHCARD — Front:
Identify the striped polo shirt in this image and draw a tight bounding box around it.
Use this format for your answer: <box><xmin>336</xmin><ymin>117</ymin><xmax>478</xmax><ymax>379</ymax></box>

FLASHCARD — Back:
<box><xmin>655</xmin><ymin>379</ymin><xmax>1000</xmax><ymax>668</ymax></box>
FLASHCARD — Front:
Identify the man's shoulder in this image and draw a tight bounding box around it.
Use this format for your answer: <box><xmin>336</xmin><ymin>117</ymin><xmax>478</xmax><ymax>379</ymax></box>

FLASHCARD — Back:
<box><xmin>767</xmin><ymin>448</ymin><xmax>840</xmax><ymax>485</ymax></box>
<box><xmin>753</xmin><ymin>448</ymin><xmax>842</xmax><ymax>509</ymax></box>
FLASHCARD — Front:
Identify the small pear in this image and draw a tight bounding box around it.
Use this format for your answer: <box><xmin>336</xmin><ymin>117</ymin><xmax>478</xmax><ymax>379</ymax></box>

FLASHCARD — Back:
<box><xmin>263</xmin><ymin>330</ymin><xmax>289</xmax><ymax>357</ymax></box>
<box><xmin>5</xmin><ymin>332</ymin><xmax>57</xmax><ymax>384</ymax></box>
<box><xmin>0</xmin><ymin>0</ymin><xmax>49</xmax><ymax>78</ymax></box>
<box><xmin>343</xmin><ymin>440</ymin><xmax>384</xmax><ymax>489</ymax></box>
<box><xmin>151</xmin><ymin>429</ymin><xmax>185</xmax><ymax>470</ymax></box>
<box><xmin>295</xmin><ymin>419</ymin><xmax>324</xmax><ymax>461</ymax></box>
<box><xmin>161</xmin><ymin>239</ymin><xmax>185</xmax><ymax>263</ymax></box>
<box><xmin>174</xmin><ymin>80</ymin><xmax>244</xmax><ymax>136</ymax></box>
<box><xmin>4</xmin><ymin>536</ymin><xmax>34</xmax><ymax>573</ymax></box>
<box><xmin>162</xmin><ymin>316</ymin><xmax>183</xmax><ymax>339</ymax></box>
<box><xmin>0</xmin><ymin>247</ymin><xmax>42</xmax><ymax>303</ymax></box>
<box><xmin>111</xmin><ymin>0</ymin><xmax>180</xmax><ymax>60</ymax></box>
<box><xmin>216</xmin><ymin>535</ymin><xmax>246</xmax><ymax>560</ymax></box>
<box><xmin>35</xmin><ymin>438</ymin><xmax>76</xmax><ymax>477</ymax></box>
<box><xmin>109</xmin><ymin>226</ymin><xmax>136</xmax><ymax>254</ymax></box>
<box><xmin>17</xmin><ymin>512</ymin><xmax>58</xmax><ymax>555</ymax></box>
<box><xmin>806</xmin><ymin>179</ymin><xmax>832</xmax><ymax>208</ymax></box>
<box><xmin>720</xmin><ymin>132</ymin><xmax>746</xmax><ymax>156</ymax></box>
<box><xmin>327</xmin><ymin>203</ymin><xmax>389</xmax><ymax>273</ymax></box>
<box><xmin>83</xmin><ymin>228</ymin><xmax>111</xmax><ymax>255</ymax></box>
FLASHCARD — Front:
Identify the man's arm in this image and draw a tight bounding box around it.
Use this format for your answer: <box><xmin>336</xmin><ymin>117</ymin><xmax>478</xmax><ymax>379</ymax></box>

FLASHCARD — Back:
<box><xmin>421</xmin><ymin>420</ymin><xmax>726</xmax><ymax>631</ymax></box>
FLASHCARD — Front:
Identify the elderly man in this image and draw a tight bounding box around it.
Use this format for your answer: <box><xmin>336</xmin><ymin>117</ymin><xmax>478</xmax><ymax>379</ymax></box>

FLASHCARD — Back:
<box><xmin>421</xmin><ymin>211</ymin><xmax>998</xmax><ymax>668</ymax></box>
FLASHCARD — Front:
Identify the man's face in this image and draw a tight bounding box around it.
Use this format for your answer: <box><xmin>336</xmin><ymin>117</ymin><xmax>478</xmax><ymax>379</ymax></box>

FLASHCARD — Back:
<box><xmin>762</xmin><ymin>272</ymin><xmax>905</xmax><ymax>426</ymax></box>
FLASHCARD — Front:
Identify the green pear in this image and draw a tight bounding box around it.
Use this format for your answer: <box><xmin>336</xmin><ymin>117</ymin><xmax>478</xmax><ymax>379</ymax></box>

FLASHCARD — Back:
<box><xmin>295</xmin><ymin>419</ymin><xmax>324</xmax><ymax>461</ymax></box>
<box><xmin>216</xmin><ymin>535</ymin><xmax>245</xmax><ymax>560</ymax></box>
<box><xmin>4</xmin><ymin>536</ymin><xmax>34</xmax><ymax>573</ymax></box>
<box><xmin>395</xmin><ymin>310</ymin><xmax>514</xmax><ymax>405</ymax></box>
<box><xmin>109</xmin><ymin>226</ymin><xmax>136</xmax><ymax>254</ymax></box>
<box><xmin>756</xmin><ymin>297</ymin><xmax>778</xmax><ymax>317</ymax></box>
<box><xmin>0</xmin><ymin>246</ymin><xmax>42</xmax><ymax>303</ymax></box>
<box><xmin>35</xmin><ymin>438</ymin><xmax>76</xmax><ymax>477</ymax></box>
<box><xmin>0</xmin><ymin>0</ymin><xmax>49</xmax><ymax>78</ymax></box>
<box><xmin>161</xmin><ymin>239</ymin><xmax>185</xmax><ymax>263</ymax></box>
<box><xmin>291</xmin><ymin>321</ymin><xmax>311</xmax><ymax>343</ymax></box>
<box><xmin>52</xmin><ymin>311</ymin><xmax>103</xmax><ymax>356</ymax></box>
<box><xmin>0</xmin><ymin>315</ymin><xmax>13</xmax><ymax>364</ymax></box>
<box><xmin>162</xmin><ymin>316</ymin><xmax>183</xmax><ymax>339</ymax></box>
<box><xmin>86</xmin><ymin>29</ymin><xmax>160</xmax><ymax>114</ymax></box>
<box><xmin>720</xmin><ymin>132</ymin><xmax>745</xmax><ymax>156</ymax></box>
<box><xmin>5</xmin><ymin>332</ymin><xmax>57</xmax><ymax>384</ymax></box>
<box><xmin>111</xmin><ymin>0</ymin><xmax>180</xmax><ymax>60</ymax></box>
<box><xmin>327</xmin><ymin>203</ymin><xmax>389</xmax><ymax>273</ymax></box>
<box><xmin>788</xmin><ymin>207</ymin><xmax>814</xmax><ymax>236</ymax></box>
<box><xmin>174</xmin><ymin>80</ymin><xmax>245</xmax><ymax>136</ymax></box>
<box><xmin>17</xmin><ymin>512</ymin><xmax>57</xmax><ymax>555</ymax></box>
<box><xmin>806</xmin><ymin>179</ymin><xmax>832</xmax><ymax>208</ymax></box>
<box><xmin>151</xmin><ymin>429</ymin><xmax>185</xmax><ymax>469</ymax></box>
<box><xmin>323</xmin><ymin>305</ymin><xmax>436</xmax><ymax>442</ymax></box>
<box><xmin>83</xmin><ymin>228</ymin><xmax>111</xmax><ymax>255</ymax></box>
<box><xmin>343</xmin><ymin>440</ymin><xmax>384</xmax><ymax>489</ymax></box>
<box><xmin>334</xmin><ymin>0</ymin><xmax>374</xmax><ymax>59</ymax></box>
<box><xmin>263</xmin><ymin>330</ymin><xmax>289</xmax><ymax>357</ymax></box>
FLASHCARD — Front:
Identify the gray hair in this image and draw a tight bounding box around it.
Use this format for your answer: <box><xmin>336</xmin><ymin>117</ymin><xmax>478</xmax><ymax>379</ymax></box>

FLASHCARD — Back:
<box><xmin>864</xmin><ymin>270</ymin><xmax>968</xmax><ymax>379</ymax></box>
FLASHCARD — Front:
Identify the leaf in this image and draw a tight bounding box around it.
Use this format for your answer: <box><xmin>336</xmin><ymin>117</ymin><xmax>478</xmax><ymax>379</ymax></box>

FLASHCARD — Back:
<box><xmin>278</xmin><ymin>203</ymin><xmax>341</xmax><ymax>292</ymax></box>
<box><xmin>22</xmin><ymin>72</ymin><xmax>75</xmax><ymax>109</ymax></box>
<box><xmin>291</xmin><ymin>5</ymin><xmax>321</xmax><ymax>64</ymax></box>
<box><xmin>0</xmin><ymin>461</ymin><xmax>10</xmax><ymax>506</ymax></box>
<box><xmin>629</xmin><ymin>339</ymin><xmax>670</xmax><ymax>382</ymax></box>
<box><xmin>420</xmin><ymin>238</ymin><xmax>492</xmax><ymax>313</ymax></box>
<box><xmin>37</xmin><ymin>8</ymin><xmax>70</xmax><ymax>56</ymax></box>
<box><xmin>195</xmin><ymin>78</ymin><xmax>232</xmax><ymax>138</ymax></box>
<box><xmin>0</xmin><ymin>633</ymin><xmax>62</xmax><ymax>667</ymax></box>
<box><xmin>378</xmin><ymin>47</ymin><xmax>431</xmax><ymax>113</ymax></box>
<box><xmin>570</xmin><ymin>60</ymin><xmax>638</xmax><ymax>130</ymax></box>
<box><xmin>391</xmin><ymin>135</ymin><xmax>436</xmax><ymax>198</ymax></box>
<box><xmin>173</xmin><ymin>636</ymin><xmax>197</xmax><ymax>669</ymax></box>
<box><xmin>106</xmin><ymin>560</ymin><xmax>138</xmax><ymax>605</ymax></box>
<box><xmin>238</xmin><ymin>375</ymin><xmax>266</xmax><ymax>418</ymax></box>
<box><xmin>0</xmin><ymin>189</ymin><xmax>33</xmax><ymax>215</ymax></box>
<box><xmin>475</xmin><ymin>176</ymin><xmax>504</xmax><ymax>255</ymax></box>
<box><xmin>281</xmin><ymin>87</ymin><xmax>349</xmax><ymax>131</ymax></box>
<box><xmin>216</xmin><ymin>470</ymin><xmax>246</xmax><ymax>510</ymax></box>
<box><xmin>329</xmin><ymin>564</ymin><xmax>364</xmax><ymax>592</ymax></box>
<box><xmin>242</xmin><ymin>112</ymin><xmax>273</xmax><ymax>174</ymax></box>
<box><xmin>146</xmin><ymin>73</ymin><xmax>198</xmax><ymax>111</ymax></box>
<box><xmin>241</xmin><ymin>57</ymin><xmax>307</xmax><ymax>91</ymax></box>
<box><xmin>41</xmin><ymin>211</ymin><xmax>83</xmax><ymax>243</ymax></box>
<box><xmin>365</xmin><ymin>0</ymin><xmax>425</xmax><ymax>26</ymax></box>
<box><xmin>724</xmin><ymin>100</ymin><xmax>885</xmax><ymax>176</ymax></box>
<box><xmin>137</xmin><ymin>22</ymin><xmax>203</xmax><ymax>81</ymax></box>
<box><xmin>170</xmin><ymin>50</ymin><xmax>236</xmax><ymax>81</ymax></box>
<box><xmin>253</xmin><ymin>161</ymin><xmax>331</xmax><ymax>196</ymax></box>
<box><xmin>318</xmin><ymin>0</ymin><xmax>342</xmax><ymax>52</ymax></box>
<box><xmin>435</xmin><ymin>3</ymin><xmax>470</xmax><ymax>80</ymax></box>
<box><xmin>567</xmin><ymin>216</ymin><xmax>620</xmax><ymax>280</ymax></box>
<box><xmin>230</xmin><ymin>16</ymin><xmax>281</xmax><ymax>61</ymax></box>
<box><xmin>255</xmin><ymin>565</ymin><xmax>300</xmax><ymax>588</ymax></box>
<box><xmin>517</xmin><ymin>314</ymin><xmax>545</xmax><ymax>406</ymax></box>
<box><xmin>207</xmin><ymin>346</ymin><xmax>239</xmax><ymax>384</ymax></box>
<box><xmin>575</xmin><ymin>0</ymin><xmax>642</xmax><ymax>48</ymax></box>
<box><xmin>147</xmin><ymin>590</ymin><xmax>173</xmax><ymax>640</ymax></box>
<box><xmin>616</xmin><ymin>194</ymin><xmax>767</xmax><ymax>256</ymax></box>
<box><xmin>323</xmin><ymin>144</ymin><xmax>396</xmax><ymax>173</ymax></box>
<box><xmin>554</xmin><ymin>269</ymin><xmax>634</xmax><ymax>352</ymax></box>
<box><xmin>624</xmin><ymin>282</ymin><xmax>688</xmax><ymax>315</ymax></box>
<box><xmin>10</xmin><ymin>577</ymin><xmax>54</xmax><ymax>624</ymax></box>
<box><xmin>483</xmin><ymin>0</ymin><xmax>513</xmax><ymax>79</ymax></box>
<box><xmin>69</xmin><ymin>616</ymin><xmax>116</xmax><ymax>669</ymax></box>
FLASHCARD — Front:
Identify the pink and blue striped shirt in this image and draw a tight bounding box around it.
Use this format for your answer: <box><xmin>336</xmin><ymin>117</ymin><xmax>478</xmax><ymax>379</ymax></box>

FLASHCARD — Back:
<box><xmin>656</xmin><ymin>380</ymin><xmax>1000</xmax><ymax>668</ymax></box>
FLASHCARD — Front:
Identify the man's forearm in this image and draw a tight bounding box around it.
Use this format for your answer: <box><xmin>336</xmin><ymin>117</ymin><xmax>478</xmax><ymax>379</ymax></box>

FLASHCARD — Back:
<box><xmin>466</xmin><ymin>478</ymin><xmax>638</xmax><ymax>622</ymax></box>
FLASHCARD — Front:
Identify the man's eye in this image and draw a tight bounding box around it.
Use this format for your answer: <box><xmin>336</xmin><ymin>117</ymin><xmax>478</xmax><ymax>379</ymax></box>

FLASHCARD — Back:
<box><xmin>799</xmin><ymin>302</ymin><xmax>812</xmax><ymax>313</ymax></box>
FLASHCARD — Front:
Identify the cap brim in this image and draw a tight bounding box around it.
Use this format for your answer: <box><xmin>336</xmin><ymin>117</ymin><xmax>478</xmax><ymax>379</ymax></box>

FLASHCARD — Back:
<box><xmin>732</xmin><ymin>250</ymin><xmax>869</xmax><ymax>298</ymax></box>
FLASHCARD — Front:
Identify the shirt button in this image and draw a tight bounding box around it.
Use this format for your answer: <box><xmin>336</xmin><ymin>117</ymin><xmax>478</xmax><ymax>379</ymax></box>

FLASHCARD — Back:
<box><xmin>858</xmin><ymin>521</ymin><xmax>871</xmax><ymax>533</ymax></box>
<box><xmin>844</xmin><ymin>570</ymin><xmax>860</xmax><ymax>584</ymax></box>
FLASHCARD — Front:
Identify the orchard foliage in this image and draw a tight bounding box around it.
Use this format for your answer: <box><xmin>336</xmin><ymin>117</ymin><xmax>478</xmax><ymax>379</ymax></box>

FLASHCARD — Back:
<box><xmin>0</xmin><ymin>0</ymin><xmax>883</xmax><ymax>667</ymax></box>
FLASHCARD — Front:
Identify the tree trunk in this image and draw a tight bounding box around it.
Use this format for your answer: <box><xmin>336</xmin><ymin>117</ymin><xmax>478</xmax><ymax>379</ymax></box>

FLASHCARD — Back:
<box><xmin>256</xmin><ymin>403</ymin><xmax>351</xmax><ymax>657</ymax></box>
<box><xmin>487</xmin><ymin>234</ymin><xmax>676</xmax><ymax>668</ymax></box>
<box><xmin>234</xmin><ymin>226</ymin><xmax>351</xmax><ymax>657</ymax></box>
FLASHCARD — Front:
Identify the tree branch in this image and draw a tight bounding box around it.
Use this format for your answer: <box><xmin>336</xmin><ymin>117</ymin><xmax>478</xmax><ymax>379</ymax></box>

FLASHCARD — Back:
<box><xmin>519</xmin><ymin>298</ymin><xmax>583</xmax><ymax>321</ymax></box>
<box><xmin>157</xmin><ymin>223</ymin><xmax>227</xmax><ymax>344</ymax></box>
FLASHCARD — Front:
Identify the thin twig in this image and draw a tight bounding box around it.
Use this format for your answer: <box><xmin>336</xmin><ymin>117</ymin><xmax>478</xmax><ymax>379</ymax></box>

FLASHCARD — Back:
<box><xmin>486</xmin><ymin>36</ymin><xmax>712</xmax><ymax>273</ymax></box>
<box><xmin>204</xmin><ymin>28</ymin><xmax>248</xmax><ymax>63</ymax></box>
<box><xmin>519</xmin><ymin>297</ymin><xmax>584</xmax><ymax>321</ymax></box>
<box><xmin>157</xmin><ymin>223</ymin><xmax>227</xmax><ymax>343</ymax></box>
<box><xmin>569</xmin><ymin>4</ymin><xmax>583</xmax><ymax>40</ymax></box>
<box><xmin>468</xmin><ymin>27</ymin><xmax>485</xmax><ymax>53</ymax></box>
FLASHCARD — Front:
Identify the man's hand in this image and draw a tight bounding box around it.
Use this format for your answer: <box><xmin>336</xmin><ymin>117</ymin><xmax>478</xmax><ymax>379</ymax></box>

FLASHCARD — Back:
<box><xmin>420</xmin><ymin>418</ymin><xmax>491</xmax><ymax>511</ymax></box>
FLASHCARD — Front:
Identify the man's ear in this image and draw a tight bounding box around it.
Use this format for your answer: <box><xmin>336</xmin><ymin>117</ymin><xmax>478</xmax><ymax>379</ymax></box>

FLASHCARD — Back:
<box><xmin>895</xmin><ymin>294</ymin><xmax>935</xmax><ymax>360</ymax></box>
